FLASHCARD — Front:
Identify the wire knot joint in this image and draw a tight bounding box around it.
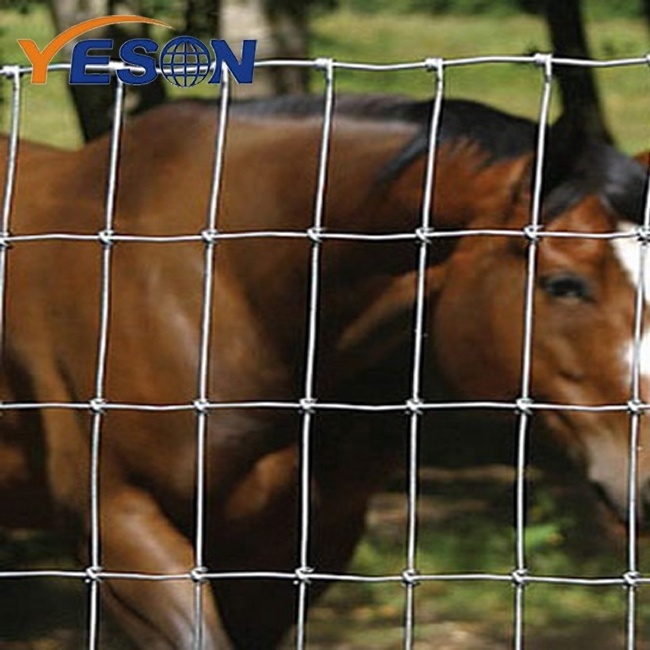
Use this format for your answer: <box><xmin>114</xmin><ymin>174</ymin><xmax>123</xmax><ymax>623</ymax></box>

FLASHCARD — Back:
<box><xmin>515</xmin><ymin>397</ymin><xmax>534</xmax><ymax>416</ymax></box>
<box><xmin>532</xmin><ymin>53</ymin><xmax>553</xmax><ymax>80</ymax></box>
<box><xmin>623</xmin><ymin>570</ymin><xmax>640</xmax><ymax>588</ymax></box>
<box><xmin>523</xmin><ymin>224</ymin><xmax>541</xmax><ymax>243</ymax></box>
<box><xmin>402</xmin><ymin>568</ymin><xmax>420</xmax><ymax>588</ymax></box>
<box><xmin>97</xmin><ymin>229</ymin><xmax>115</xmax><ymax>247</ymax></box>
<box><xmin>636</xmin><ymin>226</ymin><xmax>650</xmax><ymax>245</ymax></box>
<box><xmin>424</xmin><ymin>58</ymin><xmax>443</xmax><ymax>75</ymax></box>
<box><xmin>201</xmin><ymin>228</ymin><xmax>219</xmax><ymax>246</ymax></box>
<box><xmin>85</xmin><ymin>565</ymin><xmax>103</xmax><ymax>583</ymax></box>
<box><xmin>89</xmin><ymin>398</ymin><xmax>106</xmax><ymax>415</ymax></box>
<box><xmin>191</xmin><ymin>566</ymin><xmax>208</xmax><ymax>583</ymax></box>
<box><xmin>627</xmin><ymin>399</ymin><xmax>645</xmax><ymax>417</ymax></box>
<box><xmin>0</xmin><ymin>231</ymin><xmax>11</xmax><ymax>250</ymax></box>
<box><xmin>193</xmin><ymin>398</ymin><xmax>210</xmax><ymax>415</ymax></box>
<box><xmin>511</xmin><ymin>568</ymin><xmax>528</xmax><ymax>587</ymax></box>
<box><xmin>294</xmin><ymin>565</ymin><xmax>314</xmax><ymax>585</ymax></box>
<box><xmin>299</xmin><ymin>397</ymin><xmax>317</xmax><ymax>414</ymax></box>
<box><xmin>406</xmin><ymin>398</ymin><xmax>424</xmax><ymax>416</ymax></box>
<box><xmin>415</xmin><ymin>226</ymin><xmax>434</xmax><ymax>245</ymax></box>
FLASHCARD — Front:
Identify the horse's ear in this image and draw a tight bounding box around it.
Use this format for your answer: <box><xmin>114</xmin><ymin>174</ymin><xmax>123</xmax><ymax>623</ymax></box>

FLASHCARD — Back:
<box><xmin>515</xmin><ymin>112</ymin><xmax>614</xmax><ymax>200</ymax></box>
<box><xmin>513</xmin><ymin>115</ymin><xmax>648</xmax><ymax>225</ymax></box>
<box><xmin>337</xmin><ymin>265</ymin><xmax>447</xmax><ymax>371</ymax></box>
<box><xmin>387</xmin><ymin>140</ymin><xmax>533</xmax><ymax>233</ymax></box>
<box><xmin>504</xmin><ymin>115</ymin><xmax>578</xmax><ymax>229</ymax></box>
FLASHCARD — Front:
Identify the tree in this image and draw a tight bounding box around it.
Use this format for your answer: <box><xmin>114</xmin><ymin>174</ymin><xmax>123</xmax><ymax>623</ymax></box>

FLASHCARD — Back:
<box><xmin>48</xmin><ymin>0</ymin><xmax>168</xmax><ymax>141</ymax></box>
<box><xmin>643</xmin><ymin>0</ymin><xmax>650</xmax><ymax>40</ymax></box>
<box><xmin>185</xmin><ymin>0</ymin><xmax>220</xmax><ymax>39</ymax></box>
<box><xmin>262</xmin><ymin>0</ymin><xmax>312</xmax><ymax>93</ymax></box>
<box><xmin>541</xmin><ymin>0</ymin><xmax>612</xmax><ymax>143</ymax></box>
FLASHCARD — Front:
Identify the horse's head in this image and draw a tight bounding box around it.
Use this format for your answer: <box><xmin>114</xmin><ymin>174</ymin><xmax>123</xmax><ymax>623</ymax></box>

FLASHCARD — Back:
<box><xmin>341</xmin><ymin>119</ymin><xmax>650</xmax><ymax>522</ymax></box>
<box><xmin>435</xmin><ymin>127</ymin><xmax>650</xmax><ymax>521</ymax></box>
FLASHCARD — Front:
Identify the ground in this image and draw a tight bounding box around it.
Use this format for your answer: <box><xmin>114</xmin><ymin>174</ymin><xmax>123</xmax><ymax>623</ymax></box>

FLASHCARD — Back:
<box><xmin>0</xmin><ymin>462</ymin><xmax>642</xmax><ymax>649</ymax></box>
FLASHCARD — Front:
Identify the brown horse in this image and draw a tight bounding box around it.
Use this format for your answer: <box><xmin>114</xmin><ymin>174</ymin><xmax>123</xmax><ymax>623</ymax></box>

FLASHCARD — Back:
<box><xmin>0</xmin><ymin>95</ymin><xmax>648</xmax><ymax>648</ymax></box>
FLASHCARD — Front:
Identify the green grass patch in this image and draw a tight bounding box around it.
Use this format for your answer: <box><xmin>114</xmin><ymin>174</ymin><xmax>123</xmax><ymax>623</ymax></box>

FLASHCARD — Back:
<box><xmin>312</xmin><ymin>9</ymin><xmax>650</xmax><ymax>152</ymax></box>
<box><xmin>306</xmin><ymin>479</ymin><xmax>641</xmax><ymax>648</ymax></box>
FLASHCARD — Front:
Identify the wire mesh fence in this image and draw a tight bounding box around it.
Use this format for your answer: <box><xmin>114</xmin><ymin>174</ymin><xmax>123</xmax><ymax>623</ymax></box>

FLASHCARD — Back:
<box><xmin>0</xmin><ymin>54</ymin><xmax>650</xmax><ymax>649</ymax></box>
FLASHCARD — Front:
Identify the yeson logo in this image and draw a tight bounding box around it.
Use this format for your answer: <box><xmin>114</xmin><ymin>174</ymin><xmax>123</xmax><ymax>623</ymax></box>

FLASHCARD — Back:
<box><xmin>18</xmin><ymin>15</ymin><xmax>256</xmax><ymax>86</ymax></box>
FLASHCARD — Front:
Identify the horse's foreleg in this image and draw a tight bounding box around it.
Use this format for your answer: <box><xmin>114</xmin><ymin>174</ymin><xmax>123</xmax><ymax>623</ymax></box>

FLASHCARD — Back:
<box><xmin>99</xmin><ymin>486</ymin><xmax>233</xmax><ymax>650</ymax></box>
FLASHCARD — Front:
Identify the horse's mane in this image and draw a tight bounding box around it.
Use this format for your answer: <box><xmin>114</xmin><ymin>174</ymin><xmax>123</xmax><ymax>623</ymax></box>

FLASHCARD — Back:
<box><xmin>229</xmin><ymin>94</ymin><xmax>537</xmax><ymax>176</ymax></box>
<box><xmin>189</xmin><ymin>94</ymin><xmax>648</xmax><ymax>224</ymax></box>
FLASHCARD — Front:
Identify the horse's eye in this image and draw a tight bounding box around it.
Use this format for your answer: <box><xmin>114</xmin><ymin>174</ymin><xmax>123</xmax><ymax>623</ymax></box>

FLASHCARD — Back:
<box><xmin>540</xmin><ymin>273</ymin><xmax>592</xmax><ymax>301</ymax></box>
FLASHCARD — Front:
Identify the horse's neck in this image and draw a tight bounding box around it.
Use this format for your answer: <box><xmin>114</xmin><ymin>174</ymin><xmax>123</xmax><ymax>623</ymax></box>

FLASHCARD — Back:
<box><xmin>223</xmin><ymin>137</ymin><xmax>529</xmax><ymax>372</ymax></box>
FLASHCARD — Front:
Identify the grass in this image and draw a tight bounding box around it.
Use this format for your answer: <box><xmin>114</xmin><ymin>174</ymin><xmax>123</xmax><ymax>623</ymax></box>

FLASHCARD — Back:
<box><xmin>0</xmin><ymin>7</ymin><xmax>81</xmax><ymax>148</ymax></box>
<box><xmin>312</xmin><ymin>9</ymin><xmax>650</xmax><ymax>152</ymax></box>
<box><xmin>1</xmin><ymin>469</ymin><xmax>640</xmax><ymax>649</ymax></box>
<box><xmin>301</xmin><ymin>470</ymin><xmax>645</xmax><ymax>649</ymax></box>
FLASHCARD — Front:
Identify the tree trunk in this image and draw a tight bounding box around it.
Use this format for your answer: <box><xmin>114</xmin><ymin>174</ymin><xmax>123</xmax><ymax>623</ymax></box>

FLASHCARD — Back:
<box><xmin>542</xmin><ymin>0</ymin><xmax>612</xmax><ymax>143</ymax></box>
<box><xmin>185</xmin><ymin>0</ymin><xmax>221</xmax><ymax>37</ymax></box>
<box><xmin>643</xmin><ymin>0</ymin><xmax>650</xmax><ymax>39</ymax></box>
<box><xmin>263</xmin><ymin>0</ymin><xmax>311</xmax><ymax>93</ymax></box>
<box><xmin>48</xmin><ymin>0</ymin><xmax>167</xmax><ymax>142</ymax></box>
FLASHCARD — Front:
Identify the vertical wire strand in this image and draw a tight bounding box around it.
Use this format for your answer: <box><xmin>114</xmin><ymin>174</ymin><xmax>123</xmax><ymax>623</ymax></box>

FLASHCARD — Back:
<box><xmin>0</xmin><ymin>68</ymin><xmax>21</xmax><ymax>350</ymax></box>
<box><xmin>623</xmin><ymin>145</ymin><xmax>650</xmax><ymax>650</ymax></box>
<box><xmin>0</xmin><ymin>74</ymin><xmax>22</xmax><ymax>633</ymax></box>
<box><xmin>626</xmin><ymin>248</ymin><xmax>644</xmax><ymax>650</ymax></box>
<box><xmin>513</xmin><ymin>54</ymin><xmax>553</xmax><ymax>650</ymax></box>
<box><xmin>87</xmin><ymin>76</ymin><xmax>126</xmax><ymax>650</ymax></box>
<box><xmin>403</xmin><ymin>58</ymin><xmax>445</xmax><ymax>650</ymax></box>
<box><xmin>294</xmin><ymin>58</ymin><xmax>335</xmax><ymax>650</ymax></box>
<box><xmin>193</xmin><ymin>65</ymin><xmax>231</xmax><ymax>650</ymax></box>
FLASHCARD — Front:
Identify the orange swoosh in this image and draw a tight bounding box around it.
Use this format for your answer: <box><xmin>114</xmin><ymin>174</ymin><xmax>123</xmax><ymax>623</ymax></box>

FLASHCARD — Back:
<box><xmin>18</xmin><ymin>15</ymin><xmax>172</xmax><ymax>83</ymax></box>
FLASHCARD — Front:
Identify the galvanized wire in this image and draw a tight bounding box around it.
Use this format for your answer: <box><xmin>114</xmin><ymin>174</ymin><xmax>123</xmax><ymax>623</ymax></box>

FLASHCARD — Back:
<box><xmin>623</xmin><ymin>135</ymin><xmax>650</xmax><ymax>650</ymax></box>
<box><xmin>294</xmin><ymin>56</ymin><xmax>335</xmax><ymax>650</ymax></box>
<box><xmin>511</xmin><ymin>53</ymin><xmax>554</xmax><ymax>650</ymax></box>
<box><xmin>85</xmin><ymin>76</ymin><xmax>126</xmax><ymax>650</ymax></box>
<box><xmin>401</xmin><ymin>57</ymin><xmax>445</xmax><ymax>650</ymax></box>
<box><xmin>0</xmin><ymin>67</ymin><xmax>20</xmax><ymax>355</ymax></box>
<box><xmin>1</xmin><ymin>53</ymin><xmax>650</xmax><ymax>650</ymax></box>
<box><xmin>189</xmin><ymin>61</ymin><xmax>232</xmax><ymax>650</ymax></box>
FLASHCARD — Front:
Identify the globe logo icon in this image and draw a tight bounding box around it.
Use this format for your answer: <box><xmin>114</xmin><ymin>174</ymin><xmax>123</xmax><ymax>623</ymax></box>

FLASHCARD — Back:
<box><xmin>160</xmin><ymin>36</ymin><xmax>211</xmax><ymax>87</ymax></box>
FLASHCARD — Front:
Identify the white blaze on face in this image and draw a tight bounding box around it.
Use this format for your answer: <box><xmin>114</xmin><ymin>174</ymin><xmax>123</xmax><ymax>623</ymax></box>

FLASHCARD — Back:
<box><xmin>612</xmin><ymin>222</ymin><xmax>650</xmax><ymax>387</ymax></box>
